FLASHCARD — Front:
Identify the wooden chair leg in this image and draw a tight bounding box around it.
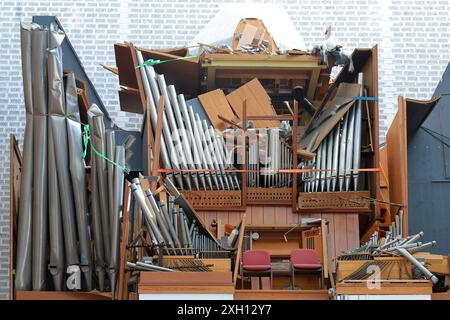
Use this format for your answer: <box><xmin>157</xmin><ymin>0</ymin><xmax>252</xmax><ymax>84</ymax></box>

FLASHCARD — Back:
<box><xmin>318</xmin><ymin>272</ymin><xmax>322</xmax><ymax>289</ymax></box>
<box><xmin>291</xmin><ymin>268</ymin><xmax>295</xmax><ymax>290</ymax></box>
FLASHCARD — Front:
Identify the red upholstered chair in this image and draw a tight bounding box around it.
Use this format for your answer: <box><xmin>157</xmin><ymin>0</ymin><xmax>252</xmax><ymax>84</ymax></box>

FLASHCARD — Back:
<box><xmin>241</xmin><ymin>250</ymin><xmax>272</xmax><ymax>289</ymax></box>
<box><xmin>290</xmin><ymin>249</ymin><xmax>323</xmax><ymax>289</ymax></box>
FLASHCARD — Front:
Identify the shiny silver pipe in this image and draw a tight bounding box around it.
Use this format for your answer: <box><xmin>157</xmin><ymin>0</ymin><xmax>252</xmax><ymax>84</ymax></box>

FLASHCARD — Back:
<box><xmin>196</xmin><ymin>115</ymin><xmax>225</xmax><ymax>189</ymax></box>
<box><xmin>144</xmin><ymin>189</ymin><xmax>175</xmax><ymax>248</ymax></box>
<box><xmin>160</xmin><ymin>200</ymin><xmax>181</xmax><ymax>248</ymax></box>
<box><xmin>339</xmin><ymin>112</ymin><xmax>349</xmax><ymax>191</ymax></box>
<box><xmin>167</xmin><ymin>85</ymin><xmax>200</xmax><ymax>190</ymax></box>
<box><xmin>110</xmin><ymin>146</ymin><xmax>125</xmax><ymax>298</ymax></box>
<box><xmin>130</xmin><ymin>180</ymin><xmax>164</xmax><ymax>244</ymax></box>
<box><xmin>314</xmin><ymin>143</ymin><xmax>321</xmax><ymax>192</ymax></box>
<box><xmin>320</xmin><ymin>137</ymin><xmax>326</xmax><ymax>192</ymax></box>
<box><xmin>206</xmin><ymin>122</ymin><xmax>232</xmax><ymax>189</ymax></box>
<box><xmin>397</xmin><ymin>248</ymin><xmax>438</xmax><ymax>284</ymax></box>
<box><xmin>157</xmin><ymin>75</ymin><xmax>193</xmax><ymax>190</ymax></box>
<box><xmin>187</xmin><ymin>106</ymin><xmax>214</xmax><ymax>190</ymax></box>
<box><xmin>326</xmin><ymin>133</ymin><xmax>333</xmax><ymax>191</ymax></box>
<box><xmin>136</xmin><ymin>51</ymin><xmax>181</xmax><ymax>187</ymax></box>
<box><xmin>178</xmin><ymin>94</ymin><xmax>208</xmax><ymax>190</ymax></box>
<box><xmin>407</xmin><ymin>241</ymin><xmax>437</xmax><ymax>254</ymax></box>
<box><xmin>352</xmin><ymin>72</ymin><xmax>364</xmax><ymax>190</ymax></box>
<box><xmin>179</xmin><ymin>208</ymin><xmax>189</xmax><ymax>253</ymax></box>
<box><xmin>402</xmin><ymin>231</ymin><xmax>424</xmax><ymax>246</ymax></box>
<box><xmin>345</xmin><ymin>104</ymin><xmax>356</xmax><ymax>191</ymax></box>
<box><xmin>331</xmin><ymin>123</ymin><xmax>340</xmax><ymax>191</ymax></box>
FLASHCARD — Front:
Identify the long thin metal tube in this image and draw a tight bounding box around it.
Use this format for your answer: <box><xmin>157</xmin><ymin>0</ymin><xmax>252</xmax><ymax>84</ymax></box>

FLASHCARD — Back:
<box><xmin>206</xmin><ymin>122</ymin><xmax>232</xmax><ymax>189</ymax></box>
<box><xmin>157</xmin><ymin>75</ymin><xmax>193</xmax><ymax>190</ymax></box>
<box><xmin>345</xmin><ymin>103</ymin><xmax>356</xmax><ymax>191</ymax></box>
<box><xmin>203</xmin><ymin>120</ymin><xmax>229</xmax><ymax>189</ymax></box>
<box><xmin>130</xmin><ymin>181</ymin><xmax>165</xmax><ymax>244</ymax></box>
<box><xmin>178</xmin><ymin>94</ymin><xmax>208</xmax><ymax>190</ymax></box>
<box><xmin>160</xmin><ymin>200</ymin><xmax>181</xmax><ymax>248</ymax></box>
<box><xmin>339</xmin><ymin>112</ymin><xmax>349</xmax><ymax>191</ymax></box>
<box><xmin>195</xmin><ymin>115</ymin><xmax>224</xmax><ymax>189</ymax></box>
<box><xmin>353</xmin><ymin>72</ymin><xmax>364</xmax><ymax>190</ymax></box>
<box><xmin>331</xmin><ymin>123</ymin><xmax>340</xmax><ymax>192</ymax></box>
<box><xmin>187</xmin><ymin>107</ymin><xmax>215</xmax><ymax>189</ymax></box>
<box><xmin>167</xmin><ymin>85</ymin><xmax>200</xmax><ymax>190</ymax></box>
<box><xmin>136</xmin><ymin>51</ymin><xmax>179</xmax><ymax>186</ymax></box>
<box><xmin>110</xmin><ymin>146</ymin><xmax>125</xmax><ymax>298</ymax></box>
<box><xmin>314</xmin><ymin>143</ymin><xmax>321</xmax><ymax>192</ymax></box>
<box><xmin>397</xmin><ymin>248</ymin><xmax>438</xmax><ymax>284</ymax></box>
<box><xmin>66</xmin><ymin>72</ymin><xmax>92</xmax><ymax>291</ymax></box>
<box><xmin>326</xmin><ymin>133</ymin><xmax>333</xmax><ymax>191</ymax></box>
<box><xmin>145</xmin><ymin>189</ymin><xmax>174</xmax><ymax>248</ymax></box>
<box><xmin>320</xmin><ymin>137</ymin><xmax>326</xmax><ymax>192</ymax></box>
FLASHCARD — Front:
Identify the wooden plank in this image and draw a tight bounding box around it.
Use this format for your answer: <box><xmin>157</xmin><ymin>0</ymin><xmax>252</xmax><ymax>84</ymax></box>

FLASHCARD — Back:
<box><xmin>226</xmin><ymin>78</ymin><xmax>279</xmax><ymax>128</ymax></box>
<box><xmin>118</xmin><ymin>183</ymin><xmax>131</xmax><ymax>300</ymax></box>
<box><xmin>334</xmin><ymin>214</ymin><xmax>348</xmax><ymax>258</ymax></box>
<box><xmin>233</xmin><ymin>214</ymin><xmax>247</xmax><ymax>284</ymax></box>
<box><xmin>386</xmin><ymin>96</ymin><xmax>408</xmax><ymax>229</ymax></box>
<box><xmin>250</xmin><ymin>206</ymin><xmax>264</xmax><ymax>225</ymax></box>
<box><xmin>139</xmin><ymin>271</ymin><xmax>232</xmax><ymax>286</ymax></box>
<box><xmin>322</xmin><ymin>214</ymin><xmax>336</xmax><ymax>272</ymax></box>
<box><xmin>274</xmin><ymin>206</ymin><xmax>287</xmax><ymax>225</ymax></box>
<box><xmin>235</xmin><ymin>289</ymin><xmax>329</xmax><ymax>300</ymax></box>
<box><xmin>346</xmin><ymin>214</ymin><xmax>360</xmax><ymax>249</ymax></box>
<box><xmin>198</xmin><ymin>89</ymin><xmax>236</xmax><ymax>131</ymax></box>
<box><xmin>139</xmin><ymin>285</ymin><xmax>235</xmax><ymax>294</ymax></box>
<box><xmin>263</xmin><ymin>206</ymin><xmax>276</xmax><ymax>225</ymax></box>
<box><xmin>16</xmin><ymin>291</ymin><xmax>112</xmax><ymax>300</ymax></box>
<box><xmin>336</xmin><ymin>281</ymin><xmax>432</xmax><ymax>295</ymax></box>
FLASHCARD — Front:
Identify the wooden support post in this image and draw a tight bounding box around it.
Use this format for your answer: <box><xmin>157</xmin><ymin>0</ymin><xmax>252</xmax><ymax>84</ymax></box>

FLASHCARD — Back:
<box><xmin>118</xmin><ymin>182</ymin><xmax>131</xmax><ymax>300</ymax></box>
<box><xmin>151</xmin><ymin>96</ymin><xmax>165</xmax><ymax>192</ymax></box>
<box><xmin>233</xmin><ymin>214</ymin><xmax>247</xmax><ymax>284</ymax></box>
<box><xmin>292</xmin><ymin>100</ymin><xmax>299</xmax><ymax>211</ymax></box>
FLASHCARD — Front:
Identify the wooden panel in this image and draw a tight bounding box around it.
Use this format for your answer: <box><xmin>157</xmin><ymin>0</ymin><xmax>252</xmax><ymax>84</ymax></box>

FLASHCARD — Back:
<box><xmin>250</xmin><ymin>206</ymin><xmax>264</xmax><ymax>225</ymax></box>
<box><xmin>346</xmin><ymin>214</ymin><xmax>360</xmax><ymax>249</ymax></box>
<box><xmin>139</xmin><ymin>271</ymin><xmax>232</xmax><ymax>286</ymax></box>
<box><xmin>386</xmin><ymin>96</ymin><xmax>408</xmax><ymax>225</ymax></box>
<box><xmin>16</xmin><ymin>291</ymin><xmax>112</xmax><ymax>300</ymax></box>
<box><xmin>226</xmin><ymin>78</ymin><xmax>279</xmax><ymax>128</ymax></box>
<box><xmin>140</xmin><ymin>48</ymin><xmax>199</xmax><ymax>97</ymax></box>
<box><xmin>298</xmin><ymin>191</ymin><xmax>371</xmax><ymax>213</ymax></box>
<box><xmin>274</xmin><ymin>206</ymin><xmax>287</xmax><ymax>225</ymax></box>
<box><xmin>334</xmin><ymin>214</ymin><xmax>348</xmax><ymax>258</ymax></box>
<box><xmin>321</xmin><ymin>214</ymin><xmax>336</xmax><ymax>272</ymax></box>
<box><xmin>263</xmin><ymin>206</ymin><xmax>276</xmax><ymax>225</ymax></box>
<box><xmin>235</xmin><ymin>289</ymin><xmax>329</xmax><ymax>300</ymax></box>
<box><xmin>336</xmin><ymin>281</ymin><xmax>432</xmax><ymax>295</ymax></box>
<box><xmin>198</xmin><ymin>89</ymin><xmax>237</xmax><ymax>131</ymax></box>
<box><xmin>139</xmin><ymin>285</ymin><xmax>235</xmax><ymax>294</ymax></box>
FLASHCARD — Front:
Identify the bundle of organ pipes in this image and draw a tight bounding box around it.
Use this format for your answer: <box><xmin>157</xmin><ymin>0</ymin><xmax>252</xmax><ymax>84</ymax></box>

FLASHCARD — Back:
<box><xmin>245</xmin><ymin>128</ymin><xmax>293</xmax><ymax>188</ymax></box>
<box><xmin>344</xmin><ymin>228</ymin><xmax>438</xmax><ymax>284</ymax></box>
<box><xmin>135</xmin><ymin>49</ymin><xmax>239</xmax><ymax>191</ymax></box>
<box><xmin>15</xmin><ymin>22</ymin><xmax>130</xmax><ymax>295</ymax></box>
<box><xmin>128</xmin><ymin>178</ymin><xmax>231</xmax><ymax>259</ymax></box>
<box><xmin>302</xmin><ymin>73</ymin><xmax>365</xmax><ymax>193</ymax></box>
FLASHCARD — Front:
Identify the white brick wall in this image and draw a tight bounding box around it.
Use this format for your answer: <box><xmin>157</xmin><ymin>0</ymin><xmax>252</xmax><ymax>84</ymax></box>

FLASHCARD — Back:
<box><xmin>1</xmin><ymin>0</ymin><xmax>449</xmax><ymax>299</ymax></box>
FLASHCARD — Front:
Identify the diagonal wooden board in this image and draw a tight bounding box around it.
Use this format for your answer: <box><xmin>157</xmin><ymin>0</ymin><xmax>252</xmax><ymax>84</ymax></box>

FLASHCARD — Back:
<box><xmin>226</xmin><ymin>78</ymin><xmax>280</xmax><ymax>128</ymax></box>
<box><xmin>198</xmin><ymin>89</ymin><xmax>237</xmax><ymax>132</ymax></box>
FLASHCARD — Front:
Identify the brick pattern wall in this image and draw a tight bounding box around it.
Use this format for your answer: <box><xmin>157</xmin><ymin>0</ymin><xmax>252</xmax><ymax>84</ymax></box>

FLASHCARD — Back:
<box><xmin>1</xmin><ymin>0</ymin><xmax>449</xmax><ymax>299</ymax></box>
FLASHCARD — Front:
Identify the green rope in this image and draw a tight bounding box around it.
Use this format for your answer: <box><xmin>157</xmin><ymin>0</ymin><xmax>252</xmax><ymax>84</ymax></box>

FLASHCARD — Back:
<box><xmin>135</xmin><ymin>54</ymin><xmax>200</xmax><ymax>69</ymax></box>
<box><xmin>82</xmin><ymin>124</ymin><xmax>130</xmax><ymax>174</ymax></box>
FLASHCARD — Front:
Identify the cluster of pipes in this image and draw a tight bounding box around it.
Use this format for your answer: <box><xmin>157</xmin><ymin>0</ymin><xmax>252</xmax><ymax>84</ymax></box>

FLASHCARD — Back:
<box><xmin>246</xmin><ymin>128</ymin><xmax>293</xmax><ymax>188</ymax></box>
<box><xmin>302</xmin><ymin>73</ymin><xmax>365</xmax><ymax>193</ymax></box>
<box><xmin>136</xmin><ymin>49</ymin><xmax>239</xmax><ymax>191</ymax></box>
<box><xmin>15</xmin><ymin>22</ymin><xmax>129</xmax><ymax>295</ymax></box>
<box><xmin>350</xmin><ymin>213</ymin><xmax>438</xmax><ymax>284</ymax></box>
<box><xmin>88</xmin><ymin>105</ymin><xmax>132</xmax><ymax>295</ymax></box>
<box><xmin>129</xmin><ymin>178</ymin><xmax>228</xmax><ymax>259</ymax></box>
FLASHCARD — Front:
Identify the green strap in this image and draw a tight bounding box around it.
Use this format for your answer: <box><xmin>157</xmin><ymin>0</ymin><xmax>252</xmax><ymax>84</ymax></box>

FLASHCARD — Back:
<box><xmin>135</xmin><ymin>54</ymin><xmax>200</xmax><ymax>69</ymax></box>
<box><xmin>82</xmin><ymin>124</ymin><xmax>130</xmax><ymax>174</ymax></box>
